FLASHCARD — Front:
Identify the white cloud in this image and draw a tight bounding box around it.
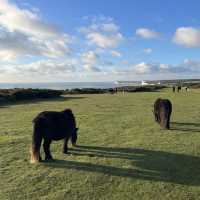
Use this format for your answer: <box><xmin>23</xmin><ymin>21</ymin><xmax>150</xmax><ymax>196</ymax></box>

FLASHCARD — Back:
<box><xmin>0</xmin><ymin>0</ymin><xmax>59</xmax><ymax>38</ymax></box>
<box><xmin>0</xmin><ymin>30</ymin><xmax>71</xmax><ymax>60</ymax></box>
<box><xmin>101</xmin><ymin>23</ymin><xmax>119</xmax><ymax>32</ymax></box>
<box><xmin>173</xmin><ymin>27</ymin><xmax>200</xmax><ymax>48</ymax></box>
<box><xmin>81</xmin><ymin>51</ymin><xmax>99</xmax><ymax>65</ymax></box>
<box><xmin>83</xmin><ymin>64</ymin><xmax>101</xmax><ymax>72</ymax></box>
<box><xmin>143</xmin><ymin>48</ymin><xmax>152</xmax><ymax>54</ymax></box>
<box><xmin>14</xmin><ymin>60</ymin><xmax>76</xmax><ymax>75</ymax></box>
<box><xmin>1</xmin><ymin>58</ymin><xmax>200</xmax><ymax>82</ymax></box>
<box><xmin>87</xmin><ymin>32</ymin><xmax>123</xmax><ymax>49</ymax></box>
<box><xmin>159</xmin><ymin>64</ymin><xmax>169</xmax><ymax>70</ymax></box>
<box><xmin>80</xmin><ymin>17</ymin><xmax>124</xmax><ymax>49</ymax></box>
<box><xmin>0</xmin><ymin>59</ymin><xmax>78</xmax><ymax>82</ymax></box>
<box><xmin>108</xmin><ymin>61</ymin><xmax>188</xmax><ymax>81</ymax></box>
<box><xmin>0</xmin><ymin>0</ymin><xmax>72</xmax><ymax>60</ymax></box>
<box><xmin>133</xmin><ymin>62</ymin><xmax>153</xmax><ymax>74</ymax></box>
<box><xmin>110</xmin><ymin>50</ymin><xmax>121</xmax><ymax>57</ymax></box>
<box><xmin>182</xmin><ymin>59</ymin><xmax>200</xmax><ymax>71</ymax></box>
<box><xmin>81</xmin><ymin>51</ymin><xmax>101</xmax><ymax>72</ymax></box>
<box><xmin>136</xmin><ymin>28</ymin><xmax>160</xmax><ymax>39</ymax></box>
<box><xmin>81</xmin><ymin>50</ymin><xmax>113</xmax><ymax>72</ymax></box>
<box><xmin>121</xmin><ymin>60</ymin><xmax>129</xmax><ymax>65</ymax></box>
<box><xmin>131</xmin><ymin>59</ymin><xmax>200</xmax><ymax>75</ymax></box>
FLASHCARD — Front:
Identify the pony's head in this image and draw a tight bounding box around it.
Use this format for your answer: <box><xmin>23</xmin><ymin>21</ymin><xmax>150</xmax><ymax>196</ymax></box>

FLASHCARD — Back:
<box><xmin>71</xmin><ymin>127</ymin><xmax>79</xmax><ymax>146</ymax></box>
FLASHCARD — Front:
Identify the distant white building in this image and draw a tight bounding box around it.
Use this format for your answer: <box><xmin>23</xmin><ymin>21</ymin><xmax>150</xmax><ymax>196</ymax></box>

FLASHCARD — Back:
<box><xmin>141</xmin><ymin>80</ymin><xmax>149</xmax><ymax>86</ymax></box>
<box><xmin>141</xmin><ymin>80</ymin><xmax>160</xmax><ymax>86</ymax></box>
<box><xmin>115</xmin><ymin>80</ymin><xmax>161</xmax><ymax>87</ymax></box>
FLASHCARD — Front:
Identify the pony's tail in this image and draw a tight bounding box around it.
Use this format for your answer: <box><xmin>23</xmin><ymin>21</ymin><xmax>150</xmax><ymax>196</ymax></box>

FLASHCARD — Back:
<box><xmin>30</xmin><ymin>121</ymin><xmax>42</xmax><ymax>164</ymax></box>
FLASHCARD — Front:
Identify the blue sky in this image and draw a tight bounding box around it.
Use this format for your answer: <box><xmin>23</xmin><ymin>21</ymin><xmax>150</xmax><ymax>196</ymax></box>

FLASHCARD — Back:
<box><xmin>0</xmin><ymin>0</ymin><xmax>200</xmax><ymax>82</ymax></box>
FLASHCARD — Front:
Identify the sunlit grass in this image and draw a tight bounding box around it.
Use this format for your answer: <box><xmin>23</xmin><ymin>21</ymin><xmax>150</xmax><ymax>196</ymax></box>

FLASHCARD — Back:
<box><xmin>1</xmin><ymin>89</ymin><xmax>200</xmax><ymax>200</ymax></box>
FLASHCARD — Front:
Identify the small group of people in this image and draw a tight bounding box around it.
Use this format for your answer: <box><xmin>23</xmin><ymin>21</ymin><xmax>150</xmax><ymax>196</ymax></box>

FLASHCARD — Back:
<box><xmin>172</xmin><ymin>85</ymin><xmax>189</xmax><ymax>93</ymax></box>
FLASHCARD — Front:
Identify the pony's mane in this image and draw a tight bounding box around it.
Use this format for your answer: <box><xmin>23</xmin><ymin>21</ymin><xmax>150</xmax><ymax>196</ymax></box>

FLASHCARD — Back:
<box><xmin>62</xmin><ymin>109</ymin><xmax>76</xmax><ymax>124</ymax></box>
<box><xmin>62</xmin><ymin>108</ymin><xmax>73</xmax><ymax>115</ymax></box>
<box><xmin>61</xmin><ymin>108</ymin><xmax>76</xmax><ymax>127</ymax></box>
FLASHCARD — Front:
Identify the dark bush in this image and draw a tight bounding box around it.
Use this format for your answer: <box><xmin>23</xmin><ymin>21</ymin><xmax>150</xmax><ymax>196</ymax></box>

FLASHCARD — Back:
<box><xmin>12</xmin><ymin>89</ymin><xmax>63</xmax><ymax>100</ymax></box>
<box><xmin>0</xmin><ymin>88</ymin><xmax>63</xmax><ymax>102</ymax></box>
<box><xmin>63</xmin><ymin>85</ymin><xmax>166</xmax><ymax>94</ymax></box>
<box><xmin>116</xmin><ymin>85</ymin><xmax>166</xmax><ymax>93</ymax></box>
<box><xmin>0</xmin><ymin>85</ymin><xmax>167</xmax><ymax>104</ymax></box>
<box><xmin>64</xmin><ymin>88</ymin><xmax>107</xmax><ymax>94</ymax></box>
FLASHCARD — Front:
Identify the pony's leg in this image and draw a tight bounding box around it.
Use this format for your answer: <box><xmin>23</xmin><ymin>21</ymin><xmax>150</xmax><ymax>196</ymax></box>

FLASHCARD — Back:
<box><xmin>166</xmin><ymin>115</ymin><xmax>170</xmax><ymax>129</ymax></box>
<box><xmin>63</xmin><ymin>137</ymin><xmax>69</xmax><ymax>154</ymax></box>
<box><xmin>154</xmin><ymin>113</ymin><xmax>158</xmax><ymax>122</ymax></box>
<box><xmin>43</xmin><ymin>139</ymin><xmax>53</xmax><ymax>160</ymax></box>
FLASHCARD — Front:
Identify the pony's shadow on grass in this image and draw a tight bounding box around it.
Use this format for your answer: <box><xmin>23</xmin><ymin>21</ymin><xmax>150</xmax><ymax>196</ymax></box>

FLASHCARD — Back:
<box><xmin>0</xmin><ymin>96</ymin><xmax>86</xmax><ymax>107</ymax></box>
<box><xmin>171</xmin><ymin>122</ymin><xmax>200</xmax><ymax>132</ymax></box>
<box><xmin>0</xmin><ymin>105</ymin><xmax>9</xmax><ymax>108</ymax></box>
<box><xmin>44</xmin><ymin>145</ymin><xmax>200</xmax><ymax>186</ymax></box>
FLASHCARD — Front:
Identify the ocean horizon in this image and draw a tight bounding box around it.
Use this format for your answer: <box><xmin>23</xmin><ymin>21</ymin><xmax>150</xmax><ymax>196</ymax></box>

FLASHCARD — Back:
<box><xmin>0</xmin><ymin>82</ymin><xmax>140</xmax><ymax>90</ymax></box>
<box><xmin>0</xmin><ymin>79</ymin><xmax>199</xmax><ymax>90</ymax></box>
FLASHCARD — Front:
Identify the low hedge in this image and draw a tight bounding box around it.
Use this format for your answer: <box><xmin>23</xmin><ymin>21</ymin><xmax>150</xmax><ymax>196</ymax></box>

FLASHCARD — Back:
<box><xmin>64</xmin><ymin>88</ymin><xmax>110</xmax><ymax>94</ymax></box>
<box><xmin>0</xmin><ymin>85</ymin><xmax>167</xmax><ymax>103</ymax></box>
<box><xmin>63</xmin><ymin>85</ymin><xmax>166</xmax><ymax>94</ymax></box>
<box><xmin>0</xmin><ymin>88</ymin><xmax>63</xmax><ymax>102</ymax></box>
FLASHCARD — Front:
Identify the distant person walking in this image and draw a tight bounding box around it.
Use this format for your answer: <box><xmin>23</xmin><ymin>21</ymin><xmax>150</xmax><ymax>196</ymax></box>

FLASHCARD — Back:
<box><xmin>172</xmin><ymin>86</ymin><xmax>175</xmax><ymax>93</ymax></box>
<box><xmin>177</xmin><ymin>86</ymin><xmax>181</xmax><ymax>93</ymax></box>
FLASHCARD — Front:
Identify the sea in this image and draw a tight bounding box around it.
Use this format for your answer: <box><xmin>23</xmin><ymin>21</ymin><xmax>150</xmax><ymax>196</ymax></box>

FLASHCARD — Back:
<box><xmin>0</xmin><ymin>82</ymin><xmax>137</xmax><ymax>90</ymax></box>
<box><xmin>0</xmin><ymin>80</ymin><xmax>145</xmax><ymax>90</ymax></box>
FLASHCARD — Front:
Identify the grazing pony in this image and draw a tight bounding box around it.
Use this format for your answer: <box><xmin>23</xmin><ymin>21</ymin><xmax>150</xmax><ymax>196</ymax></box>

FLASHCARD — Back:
<box><xmin>30</xmin><ymin>109</ymin><xmax>78</xmax><ymax>164</ymax></box>
<box><xmin>172</xmin><ymin>86</ymin><xmax>175</xmax><ymax>93</ymax></box>
<box><xmin>153</xmin><ymin>98</ymin><xmax>172</xmax><ymax>129</ymax></box>
<box><xmin>177</xmin><ymin>86</ymin><xmax>181</xmax><ymax>92</ymax></box>
<box><xmin>108</xmin><ymin>88</ymin><xmax>116</xmax><ymax>94</ymax></box>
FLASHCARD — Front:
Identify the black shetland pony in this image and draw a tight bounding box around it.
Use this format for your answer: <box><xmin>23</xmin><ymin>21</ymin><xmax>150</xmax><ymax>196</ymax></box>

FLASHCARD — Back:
<box><xmin>153</xmin><ymin>98</ymin><xmax>172</xmax><ymax>129</ymax></box>
<box><xmin>30</xmin><ymin>109</ymin><xmax>78</xmax><ymax>164</ymax></box>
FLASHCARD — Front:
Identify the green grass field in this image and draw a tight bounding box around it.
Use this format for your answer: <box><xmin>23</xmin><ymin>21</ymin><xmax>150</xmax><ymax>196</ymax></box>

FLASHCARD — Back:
<box><xmin>1</xmin><ymin>89</ymin><xmax>200</xmax><ymax>200</ymax></box>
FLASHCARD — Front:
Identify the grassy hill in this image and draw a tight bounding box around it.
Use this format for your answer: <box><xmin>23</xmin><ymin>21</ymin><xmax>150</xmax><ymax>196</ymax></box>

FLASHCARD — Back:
<box><xmin>1</xmin><ymin>89</ymin><xmax>200</xmax><ymax>200</ymax></box>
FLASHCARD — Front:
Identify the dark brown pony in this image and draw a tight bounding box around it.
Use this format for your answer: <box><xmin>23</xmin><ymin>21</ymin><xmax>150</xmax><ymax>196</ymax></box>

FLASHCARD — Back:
<box><xmin>172</xmin><ymin>86</ymin><xmax>175</xmax><ymax>93</ymax></box>
<box><xmin>153</xmin><ymin>98</ymin><xmax>172</xmax><ymax>129</ymax></box>
<box><xmin>177</xmin><ymin>86</ymin><xmax>181</xmax><ymax>92</ymax></box>
<box><xmin>30</xmin><ymin>109</ymin><xmax>78</xmax><ymax>164</ymax></box>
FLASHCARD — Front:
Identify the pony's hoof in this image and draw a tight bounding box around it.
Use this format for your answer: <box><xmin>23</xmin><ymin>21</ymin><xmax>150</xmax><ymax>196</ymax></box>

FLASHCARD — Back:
<box><xmin>45</xmin><ymin>156</ymin><xmax>53</xmax><ymax>161</ymax></box>
<box><xmin>72</xmin><ymin>143</ymin><xmax>77</xmax><ymax>147</ymax></box>
<box><xmin>63</xmin><ymin>151</ymin><xmax>72</xmax><ymax>156</ymax></box>
<box><xmin>45</xmin><ymin>159</ymin><xmax>54</xmax><ymax>162</ymax></box>
<box><xmin>63</xmin><ymin>151</ymin><xmax>71</xmax><ymax>155</ymax></box>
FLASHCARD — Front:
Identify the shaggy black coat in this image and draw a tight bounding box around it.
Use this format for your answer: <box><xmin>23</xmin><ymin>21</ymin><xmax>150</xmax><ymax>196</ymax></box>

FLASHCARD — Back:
<box><xmin>153</xmin><ymin>98</ymin><xmax>172</xmax><ymax>129</ymax></box>
<box><xmin>30</xmin><ymin>109</ymin><xmax>78</xmax><ymax>163</ymax></box>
